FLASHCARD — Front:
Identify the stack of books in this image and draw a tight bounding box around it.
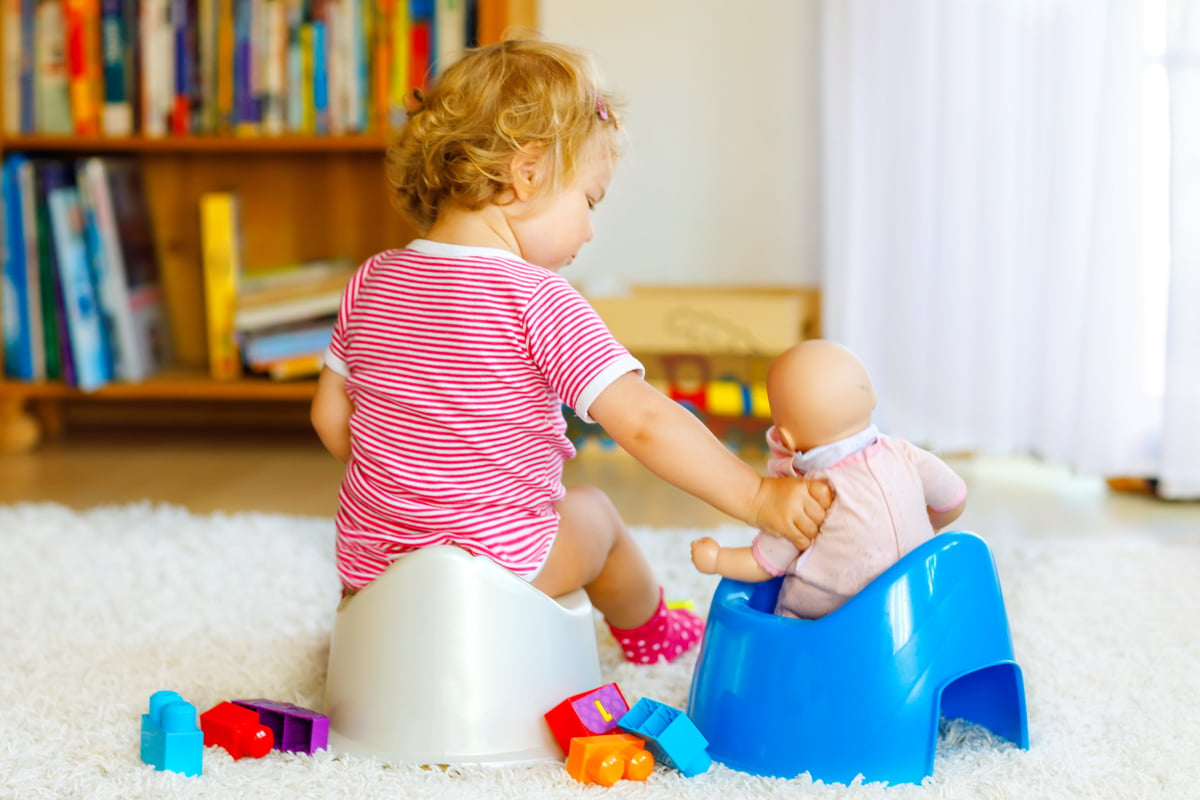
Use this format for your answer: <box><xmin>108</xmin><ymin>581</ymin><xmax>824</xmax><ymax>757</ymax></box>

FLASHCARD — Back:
<box><xmin>1</xmin><ymin>154</ymin><xmax>170</xmax><ymax>390</ymax></box>
<box><xmin>198</xmin><ymin>189</ymin><xmax>352</xmax><ymax>381</ymax></box>
<box><xmin>237</xmin><ymin>257</ymin><xmax>353</xmax><ymax>380</ymax></box>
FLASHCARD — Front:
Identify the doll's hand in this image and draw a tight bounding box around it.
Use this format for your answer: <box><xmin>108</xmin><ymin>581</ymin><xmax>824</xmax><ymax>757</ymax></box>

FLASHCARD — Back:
<box><xmin>750</xmin><ymin>477</ymin><xmax>834</xmax><ymax>551</ymax></box>
<box><xmin>691</xmin><ymin>537</ymin><xmax>722</xmax><ymax>574</ymax></box>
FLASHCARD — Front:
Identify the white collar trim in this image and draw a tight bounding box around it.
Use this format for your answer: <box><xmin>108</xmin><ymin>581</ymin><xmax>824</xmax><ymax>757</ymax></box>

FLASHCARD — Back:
<box><xmin>792</xmin><ymin>425</ymin><xmax>879</xmax><ymax>472</ymax></box>
<box><xmin>408</xmin><ymin>238</ymin><xmax>525</xmax><ymax>262</ymax></box>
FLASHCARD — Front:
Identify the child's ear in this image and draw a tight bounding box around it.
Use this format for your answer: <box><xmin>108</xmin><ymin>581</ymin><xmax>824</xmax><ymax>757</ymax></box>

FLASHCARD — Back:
<box><xmin>510</xmin><ymin>149</ymin><xmax>543</xmax><ymax>201</ymax></box>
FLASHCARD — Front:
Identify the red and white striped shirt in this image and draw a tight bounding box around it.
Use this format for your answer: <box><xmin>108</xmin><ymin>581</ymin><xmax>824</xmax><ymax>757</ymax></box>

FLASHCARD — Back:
<box><xmin>325</xmin><ymin>240</ymin><xmax>642</xmax><ymax>590</ymax></box>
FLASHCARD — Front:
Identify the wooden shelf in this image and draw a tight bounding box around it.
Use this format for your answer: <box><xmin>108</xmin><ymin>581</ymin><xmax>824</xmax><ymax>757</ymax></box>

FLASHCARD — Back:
<box><xmin>0</xmin><ymin>135</ymin><xmax>391</xmax><ymax>155</ymax></box>
<box><xmin>0</xmin><ymin>369</ymin><xmax>317</xmax><ymax>401</ymax></box>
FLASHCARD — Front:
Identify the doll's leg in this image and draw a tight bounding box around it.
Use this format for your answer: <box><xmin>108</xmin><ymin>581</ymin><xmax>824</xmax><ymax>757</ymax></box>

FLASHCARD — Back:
<box><xmin>534</xmin><ymin>486</ymin><xmax>703</xmax><ymax>664</ymax></box>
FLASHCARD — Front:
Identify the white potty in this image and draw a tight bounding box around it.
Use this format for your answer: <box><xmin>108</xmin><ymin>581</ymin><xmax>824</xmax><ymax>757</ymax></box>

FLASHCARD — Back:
<box><xmin>323</xmin><ymin>545</ymin><xmax>602</xmax><ymax>764</ymax></box>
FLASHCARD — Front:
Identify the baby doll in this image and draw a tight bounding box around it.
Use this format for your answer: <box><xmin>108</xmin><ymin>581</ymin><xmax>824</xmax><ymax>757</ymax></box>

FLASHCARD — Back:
<box><xmin>691</xmin><ymin>340</ymin><xmax>967</xmax><ymax>619</ymax></box>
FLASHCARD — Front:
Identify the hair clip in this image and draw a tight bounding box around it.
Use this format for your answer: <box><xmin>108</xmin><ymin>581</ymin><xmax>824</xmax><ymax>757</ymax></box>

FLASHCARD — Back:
<box><xmin>595</xmin><ymin>93</ymin><xmax>621</xmax><ymax>130</ymax></box>
<box><xmin>403</xmin><ymin>88</ymin><xmax>426</xmax><ymax>117</ymax></box>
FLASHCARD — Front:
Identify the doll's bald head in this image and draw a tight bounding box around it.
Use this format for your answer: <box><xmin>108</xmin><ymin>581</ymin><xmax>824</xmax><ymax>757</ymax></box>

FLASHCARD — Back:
<box><xmin>766</xmin><ymin>340</ymin><xmax>877</xmax><ymax>453</ymax></box>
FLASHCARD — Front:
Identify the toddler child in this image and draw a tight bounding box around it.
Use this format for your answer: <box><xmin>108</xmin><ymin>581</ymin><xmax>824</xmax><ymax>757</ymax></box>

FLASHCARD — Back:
<box><xmin>691</xmin><ymin>340</ymin><xmax>967</xmax><ymax>619</ymax></box>
<box><xmin>310</xmin><ymin>38</ymin><xmax>832</xmax><ymax>664</ymax></box>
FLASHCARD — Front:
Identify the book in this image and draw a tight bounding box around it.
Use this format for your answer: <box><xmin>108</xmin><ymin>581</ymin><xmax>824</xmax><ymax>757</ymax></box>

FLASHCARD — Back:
<box><xmin>408</xmin><ymin>0</ymin><xmax>431</xmax><ymax>94</ymax></box>
<box><xmin>2</xmin><ymin>0</ymin><xmax>21</xmax><ymax>134</ymax></box>
<box><xmin>239</xmin><ymin>256</ymin><xmax>352</xmax><ymax>294</ymax></box>
<box><xmin>76</xmin><ymin>157</ymin><xmax>170</xmax><ymax>382</ymax></box>
<box><xmin>199</xmin><ymin>191</ymin><xmax>242</xmax><ymax>380</ymax></box>
<box><xmin>64</xmin><ymin>0</ymin><xmax>101</xmax><ymax>135</ymax></box>
<box><xmin>46</xmin><ymin>184</ymin><xmax>113</xmax><ymax>391</ymax></box>
<box><xmin>240</xmin><ymin>315</ymin><xmax>334</xmax><ymax>365</ymax></box>
<box><xmin>233</xmin><ymin>287</ymin><xmax>343</xmax><ymax>332</ymax></box>
<box><xmin>34</xmin><ymin>0</ymin><xmax>74</xmax><ymax>134</ymax></box>
<box><xmin>2</xmin><ymin>157</ymin><xmax>36</xmax><ymax>380</ymax></box>
<box><xmin>261</xmin><ymin>350</ymin><xmax>323</xmax><ymax>380</ymax></box>
<box><xmin>99</xmin><ymin>0</ymin><xmax>134</xmax><ymax>135</ymax></box>
<box><xmin>433</xmin><ymin>0</ymin><xmax>465</xmax><ymax>75</ymax></box>
<box><xmin>15</xmin><ymin>159</ymin><xmax>47</xmax><ymax>379</ymax></box>
<box><xmin>31</xmin><ymin>160</ymin><xmax>67</xmax><ymax>380</ymax></box>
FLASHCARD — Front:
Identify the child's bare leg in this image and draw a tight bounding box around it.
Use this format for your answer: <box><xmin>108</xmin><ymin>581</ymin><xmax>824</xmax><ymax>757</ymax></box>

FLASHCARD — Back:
<box><xmin>533</xmin><ymin>485</ymin><xmax>704</xmax><ymax>664</ymax></box>
<box><xmin>531</xmin><ymin>485</ymin><xmax>658</xmax><ymax>628</ymax></box>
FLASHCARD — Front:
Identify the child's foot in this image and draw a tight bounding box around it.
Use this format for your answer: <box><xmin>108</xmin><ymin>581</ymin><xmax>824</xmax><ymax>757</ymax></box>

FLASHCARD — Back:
<box><xmin>606</xmin><ymin>590</ymin><xmax>704</xmax><ymax>665</ymax></box>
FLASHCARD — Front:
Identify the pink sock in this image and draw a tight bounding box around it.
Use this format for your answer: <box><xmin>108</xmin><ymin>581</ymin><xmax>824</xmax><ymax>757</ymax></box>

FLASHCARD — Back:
<box><xmin>606</xmin><ymin>589</ymin><xmax>705</xmax><ymax>665</ymax></box>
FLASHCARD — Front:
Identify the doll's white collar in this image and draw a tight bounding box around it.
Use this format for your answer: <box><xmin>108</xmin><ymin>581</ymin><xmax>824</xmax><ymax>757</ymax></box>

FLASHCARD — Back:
<box><xmin>792</xmin><ymin>425</ymin><xmax>879</xmax><ymax>473</ymax></box>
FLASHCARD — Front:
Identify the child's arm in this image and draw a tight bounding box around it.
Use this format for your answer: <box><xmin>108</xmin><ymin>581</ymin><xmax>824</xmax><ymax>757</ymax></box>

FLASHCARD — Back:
<box><xmin>691</xmin><ymin>537</ymin><xmax>774</xmax><ymax>582</ymax></box>
<box><xmin>311</xmin><ymin>367</ymin><xmax>353</xmax><ymax>463</ymax></box>
<box><xmin>589</xmin><ymin>373</ymin><xmax>832</xmax><ymax>545</ymax></box>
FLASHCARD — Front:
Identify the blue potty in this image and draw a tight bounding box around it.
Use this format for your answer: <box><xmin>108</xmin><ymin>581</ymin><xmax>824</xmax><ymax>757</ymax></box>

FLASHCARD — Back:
<box><xmin>686</xmin><ymin>531</ymin><xmax>1028</xmax><ymax>785</ymax></box>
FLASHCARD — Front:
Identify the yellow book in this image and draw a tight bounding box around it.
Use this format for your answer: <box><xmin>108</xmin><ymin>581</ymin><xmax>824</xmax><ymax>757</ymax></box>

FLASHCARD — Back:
<box><xmin>263</xmin><ymin>351</ymin><xmax>324</xmax><ymax>381</ymax></box>
<box><xmin>199</xmin><ymin>192</ymin><xmax>242</xmax><ymax>380</ymax></box>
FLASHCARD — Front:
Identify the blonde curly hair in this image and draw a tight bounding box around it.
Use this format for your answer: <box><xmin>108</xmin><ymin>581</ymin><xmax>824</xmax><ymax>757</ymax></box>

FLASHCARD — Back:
<box><xmin>385</xmin><ymin>38</ymin><xmax>624</xmax><ymax>233</ymax></box>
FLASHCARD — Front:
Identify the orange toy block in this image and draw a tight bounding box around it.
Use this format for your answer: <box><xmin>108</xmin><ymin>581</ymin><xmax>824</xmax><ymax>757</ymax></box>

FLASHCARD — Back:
<box><xmin>566</xmin><ymin>733</ymin><xmax>654</xmax><ymax>786</ymax></box>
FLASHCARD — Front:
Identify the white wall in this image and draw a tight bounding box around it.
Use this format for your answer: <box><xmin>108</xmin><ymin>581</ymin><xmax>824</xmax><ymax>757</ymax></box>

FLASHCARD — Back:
<box><xmin>539</xmin><ymin>0</ymin><xmax>822</xmax><ymax>294</ymax></box>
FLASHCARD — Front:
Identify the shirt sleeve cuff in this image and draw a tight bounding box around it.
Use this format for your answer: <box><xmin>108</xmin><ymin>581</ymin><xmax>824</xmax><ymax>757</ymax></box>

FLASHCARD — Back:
<box><xmin>573</xmin><ymin>355</ymin><xmax>645</xmax><ymax>423</ymax></box>
<box><xmin>323</xmin><ymin>348</ymin><xmax>349</xmax><ymax>378</ymax></box>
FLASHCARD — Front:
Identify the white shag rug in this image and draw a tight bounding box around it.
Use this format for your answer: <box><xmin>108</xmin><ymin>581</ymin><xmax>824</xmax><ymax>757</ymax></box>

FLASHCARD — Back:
<box><xmin>3</xmin><ymin>502</ymin><xmax>1200</xmax><ymax>800</ymax></box>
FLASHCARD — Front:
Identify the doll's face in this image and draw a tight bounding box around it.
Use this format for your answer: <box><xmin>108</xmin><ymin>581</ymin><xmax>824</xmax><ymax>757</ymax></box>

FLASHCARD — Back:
<box><xmin>768</xmin><ymin>341</ymin><xmax>877</xmax><ymax>453</ymax></box>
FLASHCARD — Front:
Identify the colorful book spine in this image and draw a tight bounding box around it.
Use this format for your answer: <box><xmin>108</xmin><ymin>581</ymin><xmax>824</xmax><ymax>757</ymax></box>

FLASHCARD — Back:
<box><xmin>311</xmin><ymin>17</ymin><xmax>328</xmax><ymax>134</ymax></box>
<box><xmin>99</xmin><ymin>0</ymin><xmax>133</xmax><ymax>135</ymax></box>
<box><xmin>199</xmin><ymin>192</ymin><xmax>241</xmax><ymax>380</ymax></box>
<box><xmin>47</xmin><ymin>185</ymin><xmax>113</xmax><ymax>391</ymax></box>
<box><xmin>16</xmin><ymin>159</ymin><xmax>47</xmax><ymax>379</ymax></box>
<box><xmin>34</xmin><ymin>0</ymin><xmax>74</xmax><ymax>134</ymax></box>
<box><xmin>2</xmin><ymin>157</ymin><xmax>36</xmax><ymax>380</ymax></box>
<box><xmin>408</xmin><ymin>0</ymin><xmax>431</xmax><ymax>95</ymax></box>
<box><xmin>64</xmin><ymin>0</ymin><xmax>101</xmax><ymax>135</ymax></box>
<box><xmin>32</xmin><ymin>161</ymin><xmax>65</xmax><ymax>380</ymax></box>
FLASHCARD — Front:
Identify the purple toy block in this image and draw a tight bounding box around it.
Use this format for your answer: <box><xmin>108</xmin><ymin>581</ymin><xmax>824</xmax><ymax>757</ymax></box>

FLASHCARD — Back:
<box><xmin>232</xmin><ymin>699</ymin><xmax>329</xmax><ymax>754</ymax></box>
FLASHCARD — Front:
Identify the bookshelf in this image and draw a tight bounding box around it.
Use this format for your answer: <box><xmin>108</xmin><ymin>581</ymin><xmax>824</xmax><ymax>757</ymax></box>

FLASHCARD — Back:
<box><xmin>0</xmin><ymin>1</ymin><xmax>537</xmax><ymax>452</ymax></box>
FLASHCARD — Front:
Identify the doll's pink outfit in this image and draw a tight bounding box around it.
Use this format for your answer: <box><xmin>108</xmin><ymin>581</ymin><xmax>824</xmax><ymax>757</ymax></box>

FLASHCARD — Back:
<box><xmin>752</xmin><ymin>425</ymin><xmax>967</xmax><ymax>619</ymax></box>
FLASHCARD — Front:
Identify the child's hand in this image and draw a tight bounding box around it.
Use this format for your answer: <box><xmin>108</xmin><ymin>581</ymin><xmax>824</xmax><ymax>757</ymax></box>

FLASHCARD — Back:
<box><xmin>750</xmin><ymin>477</ymin><xmax>834</xmax><ymax>551</ymax></box>
<box><xmin>691</xmin><ymin>537</ymin><xmax>722</xmax><ymax>574</ymax></box>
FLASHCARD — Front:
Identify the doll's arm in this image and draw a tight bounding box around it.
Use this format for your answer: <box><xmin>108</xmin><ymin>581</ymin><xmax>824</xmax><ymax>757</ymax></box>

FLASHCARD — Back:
<box><xmin>928</xmin><ymin>497</ymin><xmax>967</xmax><ymax>532</ymax></box>
<box><xmin>311</xmin><ymin>367</ymin><xmax>354</xmax><ymax>463</ymax></box>
<box><xmin>691</xmin><ymin>537</ymin><xmax>774</xmax><ymax>582</ymax></box>
<box><xmin>589</xmin><ymin>373</ymin><xmax>832</xmax><ymax>544</ymax></box>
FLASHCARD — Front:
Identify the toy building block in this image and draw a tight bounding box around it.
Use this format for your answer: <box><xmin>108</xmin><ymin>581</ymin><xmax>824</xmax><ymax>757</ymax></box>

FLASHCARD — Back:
<box><xmin>566</xmin><ymin>733</ymin><xmax>654</xmax><ymax>786</ymax></box>
<box><xmin>544</xmin><ymin>682</ymin><xmax>631</xmax><ymax>756</ymax></box>
<box><xmin>617</xmin><ymin>697</ymin><xmax>711</xmax><ymax>777</ymax></box>
<box><xmin>140</xmin><ymin>690</ymin><xmax>203</xmax><ymax>777</ymax></box>
<box><xmin>233</xmin><ymin>699</ymin><xmax>329</xmax><ymax>755</ymax></box>
<box><xmin>200</xmin><ymin>701</ymin><xmax>274</xmax><ymax>760</ymax></box>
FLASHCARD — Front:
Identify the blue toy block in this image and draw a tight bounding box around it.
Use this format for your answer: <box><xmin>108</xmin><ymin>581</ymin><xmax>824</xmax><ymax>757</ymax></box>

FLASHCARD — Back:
<box><xmin>687</xmin><ymin>532</ymin><xmax>1029</xmax><ymax>785</ymax></box>
<box><xmin>140</xmin><ymin>690</ymin><xmax>203</xmax><ymax>777</ymax></box>
<box><xmin>617</xmin><ymin>698</ymin><xmax>711</xmax><ymax>777</ymax></box>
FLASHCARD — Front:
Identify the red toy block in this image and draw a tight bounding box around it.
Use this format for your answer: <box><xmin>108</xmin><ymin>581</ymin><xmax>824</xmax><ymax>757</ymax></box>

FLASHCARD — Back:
<box><xmin>200</xmin><ymin>701</ymin><xmax>274</xmax><ymax>760</ymax></box>
<box><xmin>544</xmin><ymin>682</ymin><xmax>631</xmax><ymax>755</ymax></box>
<box><xmin>566</xmin><ymin>733</ymin><xmax>654</xmax><ymax>786</ymax></box>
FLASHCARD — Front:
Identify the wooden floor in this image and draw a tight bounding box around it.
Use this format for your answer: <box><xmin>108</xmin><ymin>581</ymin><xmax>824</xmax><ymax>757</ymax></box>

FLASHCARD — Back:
<box><xmin>3</xmin><ymin>423</ymin><xmax>1197</xmax><ymax>542</ymax></box>
<box><xmin>0</xmin><ymin>424</ymin><xmax>749</xmax><ymax>528</ymax></box>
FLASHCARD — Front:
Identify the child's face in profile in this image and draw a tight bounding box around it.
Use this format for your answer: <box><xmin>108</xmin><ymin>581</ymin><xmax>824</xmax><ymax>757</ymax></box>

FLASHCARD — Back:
<box><xmin>508</xmin><ymin>133</ymin><xmax>616</xmax><ymax>271</ymax></box>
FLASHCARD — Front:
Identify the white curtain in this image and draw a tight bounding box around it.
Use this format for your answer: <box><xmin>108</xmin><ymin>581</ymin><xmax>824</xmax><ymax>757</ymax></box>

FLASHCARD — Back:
<box><xmin>819</xmin><ymin>0</ymin><xmax>1195</xmax><ymax>489</ymax></box>
<box><xmin>1160</xmin><ymin>0</ymin><xmax>1200</xmax><ymax>497</ymax></box>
